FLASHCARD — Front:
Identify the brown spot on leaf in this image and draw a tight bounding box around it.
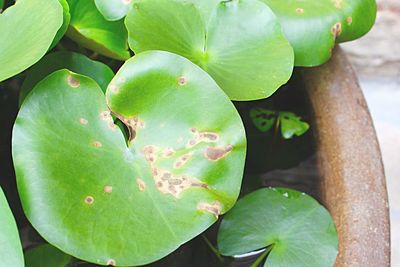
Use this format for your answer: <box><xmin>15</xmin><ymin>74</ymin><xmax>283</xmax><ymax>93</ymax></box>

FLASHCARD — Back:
<box><xmin>137</xmin><ymin>178</ymin><xmax>146</xmax><ymax>192</ymax></box>
<box><xmin>104</xmin><ymin>186</ymin><xmax>113</xmax><ymax>193</ymax></box>
<box><xmin>163</xmin><ymin>147</ymin><xmax>175</xmax><ymax>158</ymax></box>
<box><xmin>174</xmin><ymin>153</ymin><xmax>192</xmax><ymax>169</ymax></box>
<box><xmin>119</xmin><ymin>117</ymin><xmax>145</xmax><ymax>142</ymax></box>
<box><xmin>108</xmin><ymin>84</ymin><xmax>120</xmax><ymax>94</ymax></box>
<box><xmin>85</xmin><ymin>196</ymin><xmax>94</xmax><ymax>205</ymax></box>
<box><xmin>197</xmin><ymin>201</ymin><xmax>222</xmax><ymax>218</ymax></box>
<box><xmin>178</xmin><ymin>76</ymin><xmax>187</xmax><ymax>86</ymax></box>
<box><xmin>332</xmin><ymin>0</ymin><xmax>342</xmax><ymax>8</ymax></box>
<box><xmin>347</xmin><ymin>16</ymin><xmax>353</xmax><ymax>25</ymax></box>
<box><xmin>107</xmin><ymin>259</ymin><xmax>116</xmax><ymax>266</ymax></box>
<box><xmin>296</xmin><ymin>8</ymin><xmax>304</xmax><ymax>13</ymax></box>
<box><xmin>331</xmin><ymin>22</ymin><xmax>342</xmax><ymax>38</ymax></box>
<box><xmin>204</xmin><ymin>145</ymin><xmax>233</xmax><ymax>161</ymax></box>
<box><xmin>79</xmin><ymin>118</ymin><xmax>88</xmax><ymax>125</ymax></box>
<box><xmin>67</xmin><ymin>75</ymin><xmax>80</xmax><ymax>88</ymax></box>
<box><xmin>92</xmin><ymin>141</ymin><xmax>103</xmax><ymax>148</ymax></box>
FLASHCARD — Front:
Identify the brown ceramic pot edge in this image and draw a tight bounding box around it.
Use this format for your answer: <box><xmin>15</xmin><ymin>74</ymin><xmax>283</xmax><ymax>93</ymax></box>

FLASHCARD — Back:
<box><xmin>301</xmin><ymin>46</ymin><xmax>390</xmax><ymax>267</ymax></box>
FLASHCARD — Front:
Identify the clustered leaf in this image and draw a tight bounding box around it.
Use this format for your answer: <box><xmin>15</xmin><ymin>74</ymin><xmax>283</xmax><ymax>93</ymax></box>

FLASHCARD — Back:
<box><xmin>25</xmin><ymin>244</ymin><xmax>73</xmax><ymax>267</ymax></box>
<box><xmin>218</xmin><ymin>188</ymin><xmax>338</xmax><ymax>267</ymax></box>
<box><xmin>95</xmin><ymin>0</ymin><xmax>132</xmax><ymax>21</ymax></box>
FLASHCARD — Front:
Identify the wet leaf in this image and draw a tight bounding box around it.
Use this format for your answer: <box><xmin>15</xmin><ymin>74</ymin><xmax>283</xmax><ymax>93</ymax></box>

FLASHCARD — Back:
<box><xmin>19</xmin><ymin>51</ymin><xmax>114</xmax><ymax>105</ymax></box>
<box><xmin>260</xmin><ymin>0</ymin><xmax>377</xmax><ymax>66</ymax></box>
<box><xmin>0</xmin><ymin>188</ymin><xmax>24</xmax><ymax>267</ymax></box>
<box><xmin>95</xmin><ymin>0</ymin><xmax>132</xmax><ymax>21</ymax></box>
<box><xmin>25</xmin><ymin>244</ymin><xmax>73</xmax><ymax>267</ymax></box>
<box><xmin>218</xmin><ymin>188</ymin><xmax>338</xmax><ymax>267</ymax></box>
<box><xmin>13</xmin><ymin>51</ymin><xmax>246</xmax><ymax>266</ymax></box>
<box><xmin>125</xmin><ymin>0</ymin><xmax>294</xmax><ymax>101</ymax></box>
<box><xmin>66</xmin><ymin>0</ymin><xmax>130</xmax><ymax>60</ymax></box>
<box><xmin>0</xmin><ymin>0</ymin><xmax>63</xmax><ymax>82</ymax></box>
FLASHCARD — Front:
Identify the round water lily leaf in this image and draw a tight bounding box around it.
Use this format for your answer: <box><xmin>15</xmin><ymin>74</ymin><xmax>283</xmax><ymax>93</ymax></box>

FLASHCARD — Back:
<box><xmin>19</xmin><ymin>51</ymin><xmax>114</xmax><ymax>105</ymax></box>
<box><xmin>218</xmin><ymin>188</ymin><xmax>338</xmax><ymax>267</ymax></box>
<box><xmin>49</xmin><ymin>0</ymin><xmax>71</xmax><ymax>50</ymax></box>
<box><xmin>13</xmin><ymin>51</ymin><xmax>246</xmax><ymax>266</ymax></box>
<box><xmin>95</xmin><ymin>0</ymin><xmax>132</xmax><ymax>21</ymax></box>
<box><xmin>0</xmin><ymin>188</ymin><xmax>24</xmax><ymax>267</ymax></box>
<box><xmin>260</xmin><ymin>0</ymin><xmax>377</xmax><ymax>66</ymax></box>
<box><xmin>25</xmin><ymin>244</ymin><xmax>73</xmax><ymax>267</ymax></box>
<box><xmin>0</xmin><ymin>0</ymin><xmax>63</xmax><ymax>82</ymax></box>
<box><xmin>125</xmin><ymin>0</ymin><xmax>294</xmax><ymax>101</ymax></box>
<box><xmin>66</xmin><ymin>0</ymin><xmax>130</xmax><ymax>60</ymax></box>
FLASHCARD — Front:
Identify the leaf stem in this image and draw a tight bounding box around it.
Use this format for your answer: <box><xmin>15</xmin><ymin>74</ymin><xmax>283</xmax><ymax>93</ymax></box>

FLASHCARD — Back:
<box><xmin>201</xmin><ymin>234</ymin><xmax>225</xmax><ymax>263</ymax></box>
<box><xmin>250</xmin><ymin>246</ymin><xmax>273</xmax><ymax>267</ymax></box>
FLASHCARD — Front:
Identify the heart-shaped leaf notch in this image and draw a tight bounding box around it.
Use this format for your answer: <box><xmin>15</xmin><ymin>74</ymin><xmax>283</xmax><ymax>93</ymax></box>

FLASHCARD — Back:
<box><xmin>260</xmin><ymin>0</ymin><xmax>377</xmax><ymax>66</ymax></box>
<box><xmin>125</xmin><ymin>0</ymin><xmax>294</xmax><ymax>101</ymax></box>
<box><xmin>218</xmin><ymin>188</ymin><xmax>338</xmax><ymax>267</ymax></box>
<box><xmin>13</xmin><ymin>51</ymin><xmax>246</xmax><ymax>266</ymax></box>
<box><xmin>0</xmin><ymin>0</ymin><xmax>63</xmax><ymax>82</ymax></box>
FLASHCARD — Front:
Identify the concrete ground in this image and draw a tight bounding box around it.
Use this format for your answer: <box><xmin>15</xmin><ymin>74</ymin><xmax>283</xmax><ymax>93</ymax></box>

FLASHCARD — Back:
<box><xmin>342</xmin><ymin>0</ymin><xmax>400</xmax><ymax>265</ymax></box>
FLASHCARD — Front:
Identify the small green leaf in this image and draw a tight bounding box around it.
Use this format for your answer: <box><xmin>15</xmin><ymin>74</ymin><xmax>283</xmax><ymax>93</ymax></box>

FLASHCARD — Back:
<box><xmin>95</xmin><ymin>0</ymin><xmax>132</xmax><ymax>21</ymax></box>
<box><xmin>13</xmin><ymin>51</ymin><xmax>246</xmax><ymax>266</ymax></box>
<box><xmin>125</xmin><ymin>0</ymin><xmax>294</xmax><ymax>101</ymax></box>
<box><xmin>19</xmin><ymin>51</ymin><xmax>114</xmax><ymax>105</ymax></box>
<box><xmin>0</xmin><ymin>188</ymin><xmax>24</xmax><ymax>267</ymax></box>
<box><xmin>0</xmin><ymin>0</ymin><xmax>63</xmax><ymax>82</ymax></box>
<box><xmin>49</xmin><ymin>0</ymin><xmax>71</xmax><ymax>49</ymax></box>
<box><xmin>66</xmin><ymin>0</ymin><xmax>130</xmax><ymax>60</ymax></box>
<box><xmin>260</xmin><ymin>0</ymin><xmax>377</xmax><ymax>66</ymax></box>
<box><xmin>0</xmin><ymin>0</ymin><xmax>4</xmax><ymax>10</ymax></box>
<box><xmin>25</xmin><ymin>244</ymin><xmax>73</xmax><ymax>267</ymax></box>
<box><xmin>279</xmin><ymin>112</ymin><xmax>310</xmax><ymax>139</ymax></box>
<box><xmin>218</xmin><ymin>188</ymin><xmax>338</xmax><ymax>267</ymax></box>
<box><xmin>250</xmin><ymin>108</ymin><xmax>277</xmax><ymax>133</ymax></box>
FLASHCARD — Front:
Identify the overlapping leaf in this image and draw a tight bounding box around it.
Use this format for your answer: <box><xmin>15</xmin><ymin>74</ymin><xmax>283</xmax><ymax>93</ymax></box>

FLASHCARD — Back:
<box><xmin>25</xmin><ymin>244</ymin><xmax>73</xmax><ymax>267</ymax></box>
<box><xmin>95</xmin><ymin>0</ymin><xmax>132</xmax><ymax>21</ymax></box>
<box><xmin>0</xmin><ymin>0</ymin><xmax>63</xmax><ymax>82</ymax></box>
<box><xmin>261</xmin><ymin>0</ymin><xmax>377</xmax><ymax>66</ymax></box>
<box><xmin>13</xmin><ymin>51</ymin><xmax>246</xmax><ymax>266</ymax></box>
<box><xmin>125</xmin><ymin>0</ymin><xmax>294</xmax><ymax>101</ymax></box>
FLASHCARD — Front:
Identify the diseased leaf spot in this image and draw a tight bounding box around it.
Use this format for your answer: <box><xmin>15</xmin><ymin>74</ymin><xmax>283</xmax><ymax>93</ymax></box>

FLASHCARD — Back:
<box><xmin>100</xmin><ymin>111</ymin><xmax>116</xmax><ymax>130</ymax></box>
<box><xmin>177</xmin><ymin>76</ymin><xmax>187</xmax><ymax>86</ymax></box>
<box><xmin>187</xmin><ymin>128</ymin><xmax>220</xmax><ymax>148</ymax></box>
<box><xmin>107</xmin><ymin>259</ymin><xmax>116</xmax><ymax>266</ymax></box>
<box><xmin>137</xmin><ymin>178</ymin><xmax>146</xmax><ymax>192</ymax></box>
<box><xmin>163</xmin><ymin>147</ymin><xmax>175</xmax><ymax>158</ymax></box>
<box><xmin>197</xmin><ymin>201</ymin><xmax>221</xmax><ymax>218</ymax></box>
<box><xmin>79</xmin><ymin>118</ymin><xmax>88</xmax><ymax>125</ymax></box>
<box><xmin>204</xmin><ymin>145</ymin><xmax>233</xmax><ymax>161</ymax></box>
<box><xmin>118</xmin><ymin>116</ymin><xmax>145</xmax><ymax>142</ymax></box>
<box><xmin>104</xmin><ymin>186</ymin><xmax>113</xmax><ymax>193</ymax></box>
<box><xmin>331</xmin><ymin>22</ymin><xmax>342</xmax><ymax>38</ymax></box>
<box><xmin>92</xmin><ymin>141</ymin><xmax>103</xmax><ymax>148</ymax></box>
<box><xmin>174</xmin><ymin>153</ymin><xmax>192</xmax><ymax>169</ymax></box>
<box><xmin>84</xmin><ymin>196</ymin><xmax>94</xmax><ymax>205</ymax></box>
<box><xmin>296</xmin><ymin>8</ymin><xmax>304</xmax><ymax>13</ymax></box>
<box><xmin>108</xmin><ymin>84</ymin><xmax>120</xmax><ymax>94</ymax></box>
<box><xmin>347</xmin><ymin>16</ymin><xmax>353</xmax><ymax>25</ymax></box>
<box><xmin>332</xmin><ymin>0</ymin><xmax>342</xmax><ymax>9</ymax></box>
<box><xmin>67</xmin><ymin>75</ymin><xmax>80</xmax><ymax>88</ymax></box>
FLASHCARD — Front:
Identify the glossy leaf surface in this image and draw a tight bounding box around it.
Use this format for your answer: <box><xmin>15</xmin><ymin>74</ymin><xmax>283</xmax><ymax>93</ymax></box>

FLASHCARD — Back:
<box><xmin>19</xmin><ymin>51</ymin><xmax>114</xmax><ymax>104</ymax></box>
<box><xmin>66</xmin><ymin>0</ymin><xmax>130</xmax><ymax>60</ymax></box>
<box><xmin>0</xmin><ymin>0</ymin><xmax>63</xmax><ymax>82</ymax></box>
<box><xmin>261</xmin><ymin>0</ymin><xmax>377</xmax><ymax>66</ymax></box>
<box><xmin>218</xmin><ymin>188</ymin><xmax>338</xmax><ymax>267</ymax></box>
<box><xmin>0</xmin><ymin>188</ymin><xmax>24</xmax><ymax>267</ymax></box>
<box><xmin>125</xmin><ymin>0</ymin><xmax>294</xmax><ymax>101</ymax></box>
<box><xmin>13</xmin><ymin>51</ymin><xmax>246</xmax><ymax>266</ymax></box>
<box><xmin>25</xmin><ymin>244</ymin><xmax>73</xmax><ymax>267</ymax></box>
<box><xmin>49</xmin><ymin>0</ymin><xmax>71</xmax><ymax>49</ymax></box>
<box><xmin>95</xmin><ymin>0</ymin><xmax>132</xmax><ymax>21</ymax></box>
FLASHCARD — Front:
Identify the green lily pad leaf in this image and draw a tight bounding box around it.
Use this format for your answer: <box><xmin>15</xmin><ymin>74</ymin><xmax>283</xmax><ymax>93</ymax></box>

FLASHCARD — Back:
<box><xmin>125</xmin><ymin>0</ymin><xmax>294</xmax><ymax>101</ymax></box>
<box><xmin>19</xmin><ymin>51</ymin><xmax>114</xmax><ymax>105</ymax></box>
<box><xmin>279</xmin><ymin>112</ymin><xmax>309</xmax><ymax>139</ymax></box>
<box><xmin>0</xmin><ymin>0</ymin><xmax>63</xmax><ymax>82</ymax></box>
<box><xmin>13</xmin><ymin>51</ymin><xmax>246</xmax><ymax>266</ymax></box>
<box><xmin>250</xmin><ymin>108</ymin><xmax>277</xmax><ymax>133</ymax></box>
<box><xmin>25</xmin><ymin>244</ymin><xmax>73</xmax><ymax>267</ymax></box>
<box><xmin>95</xmin><ymin>0</ymin><xmax>132</xmax><ymax>21</ymax></box>
<box><xmin>218</xmin><ymin>188</ymin><xmax>338</xmax><ymax>267</ymax></box>
<box><xmin>66</xmin><ymin>0</ymin><xmax>130</xmax><ymax>60</ymax></box>
<box><xmin>0</xmin><ymin>188</ymin><xmax>24</xmax><ymax>267</ymax></box>
<box><xmin>0</xmin><ymin>0</ymin><xmax>4</xmax><ymax>10</ymax></box>
<box><xmin>260</xmin><ymin>0</ymin><xmax>377</xmax><ymax>66</ymax></box>
<box><xmin>49</xmin><ymin>0</ymin><xmax>71</xmax><ymax>50</ymax></box>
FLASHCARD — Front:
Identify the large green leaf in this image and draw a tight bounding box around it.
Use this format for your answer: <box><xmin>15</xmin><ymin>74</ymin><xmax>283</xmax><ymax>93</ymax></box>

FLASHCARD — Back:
<box><xmin>66</xmin><ymin>0</ymin><xmax>130</xmax><ymax>60</ymax></box>
<box><xmin>0</xmin><ymin>0</ymin><xmax>63</xmax><ymax>82</ymax></box>
<box><xmin>25</xmin><ymin>244</ymin><xmax>73</xmax><ymax>267</ymax></box>
<box><xmin>218</xmin><ymin>188</ymin><xmax>338</xmax><ymax>267</ymax></box>
<box><xmin>49</xmin><ymin>0</ymin><xmax>71</xmax><ymax>49</ymax></box>
<box><xmin>260</xmin><ymin>0</ymin><xmax>377</xmax><ymax>66</ymax></box>
<box><xmin>0</xmin><ymin>188</ymin><xmax>24</xmax><ymax>267</ymax></box>
<box><xmin>19</xmin><ymin>51</ymin><xmax>114</xmax><ymax>105</ymax></box>
<box><xmin>13</xmin><ymin>51</ymin><xmax>246</xmax><ymax>266</ymax></box>
<box><xmin>125</xmin><ymin>0</ymin><xmax>294</xmax><ymax>101</ymax></box>
<box><xmin>95</xmin><ymin>0</ymin><xmax>132</xmax><ymax>21</ymax></box>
